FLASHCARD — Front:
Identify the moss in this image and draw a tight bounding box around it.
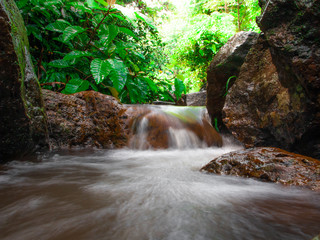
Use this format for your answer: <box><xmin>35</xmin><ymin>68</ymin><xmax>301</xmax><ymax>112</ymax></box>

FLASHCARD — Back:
<box><xmin>3</xmin><ymin>0</ymin><xmax>28</xmax><ymax>108</ymax></box>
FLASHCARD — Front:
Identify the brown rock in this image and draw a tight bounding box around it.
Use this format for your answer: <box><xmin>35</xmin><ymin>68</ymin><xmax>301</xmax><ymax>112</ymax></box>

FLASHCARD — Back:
<box><xmin>186</xmin><ymin>91</ymin><xmax>206</xmax><ymax>106</ymax></box>
<box><xmin>201</xmin><ymin>147</ymin><xmax>320</xmax><ymax>191</ymax></box>
<box><xmin>223</xmin><ymin>35</ymin><xmax>295</xmax><ymax>149</ymax></box>
<box><xmin>257</xmin><ymin>0</ymin><xmax>320</xmax><ymax>158</ymax></box>
<box><xmin>0</xmin><ymin>0</ymin><xmax>49</xmax><ymax>162</ymax></box>
<box><xmin>43</xmin><ymin>90</ymin><xmax>129</xmax><ymax>149</ymax></box>
<box><xmin>206</xmin><ymin>31</ymin><xmax>258</xmax><ymax>131</ymax></box>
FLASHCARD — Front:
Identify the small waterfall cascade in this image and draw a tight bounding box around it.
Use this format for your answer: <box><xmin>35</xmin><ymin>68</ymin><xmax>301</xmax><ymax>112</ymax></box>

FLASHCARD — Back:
<box><xmin>127</xmin><ymin>105</ymin><xmax>222</xmax><ymax>150</ymax></box>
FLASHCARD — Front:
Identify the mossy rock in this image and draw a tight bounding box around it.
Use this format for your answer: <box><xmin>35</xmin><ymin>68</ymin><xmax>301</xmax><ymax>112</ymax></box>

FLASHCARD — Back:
<box><xmin>0</xmin><ymin>0</ymin><xmax>48</xmax><ymax>162</ymax></box>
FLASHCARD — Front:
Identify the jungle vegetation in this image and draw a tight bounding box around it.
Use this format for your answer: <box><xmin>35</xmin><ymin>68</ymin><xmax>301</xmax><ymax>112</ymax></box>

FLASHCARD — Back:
<box><xmin>16</xmin><ymin>0</ymin><xmax>261</xmax><ymax>103</ymax></box>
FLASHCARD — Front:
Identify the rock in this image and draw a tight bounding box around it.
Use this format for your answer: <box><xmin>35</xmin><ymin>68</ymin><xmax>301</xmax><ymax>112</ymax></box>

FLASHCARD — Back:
<box><xmin>223</xmin><ymin>35</ymin><xmax>294</xmax><ymax>150</ymax></box>
<box><xmin>257</xmin><ymin>0</ymin><xmax>320</xmax><ymax>158</ymax></box>
<box><xmin>175</xmin><ymin>94</ymin><xmax>187</xmax><ymax>106</ymax></box>
<box><xmin>201</xmin><ymin>147</ymin><xmax>320</xmax><ymax>191</ymax></box>
<box><xmin>43</xmin><ymin>90</ymin><xmax>129</xmax><ymax>149</ymax></box>
<box><xmin>186</xmin><ymin>91</ymin><xmax>206</xmax><ymax>106</ymax></box>
<box><xmin>0</xmin><ymin>0</ymin><xmax>49</xmax><ymax>162</ymax></box>
<box><xmin>206</xmin><ymin>31</ymin><xmax>258</xmax><ymax>131</ymax></box>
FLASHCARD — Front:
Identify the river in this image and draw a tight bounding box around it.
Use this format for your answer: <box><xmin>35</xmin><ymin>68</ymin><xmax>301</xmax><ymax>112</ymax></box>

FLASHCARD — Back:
<box><xmin>0</xmin><ymin>106</ymin><xmax>319</xmax><ymax>239</ymax></box>
<box><xmin>0</xmin><ymin>142</ymin><xmax>319</xmax><ymax>240</ymax></box>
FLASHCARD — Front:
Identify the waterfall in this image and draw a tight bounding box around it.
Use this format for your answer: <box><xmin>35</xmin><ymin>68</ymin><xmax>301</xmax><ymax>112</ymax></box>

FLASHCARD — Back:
<box><xmin>128</xmin><ymin>105</ymin><xmax>222</xmax><ymax>150</ymax></box>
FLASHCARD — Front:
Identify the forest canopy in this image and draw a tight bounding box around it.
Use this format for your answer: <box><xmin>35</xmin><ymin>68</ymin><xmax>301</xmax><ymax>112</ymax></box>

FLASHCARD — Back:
<box><xmin>16</xmin><ymin>0</ymin><xmax>261</xmax><ymax>103</ymax></box>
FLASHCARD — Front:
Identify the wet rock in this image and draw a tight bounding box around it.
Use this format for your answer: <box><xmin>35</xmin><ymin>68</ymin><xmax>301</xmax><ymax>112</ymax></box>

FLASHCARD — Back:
<box><xmin>185</xmin><ymin>118</ymin><xmax>223</xmax><ymax>148</ymax></box>
<box><xmin>223</xmin><ymin>35</ymin><xmax>294</xmax><ymax>150</ymax></box>
<box><xmin>206</xmin><ymin>31</ymin><xmax>258</xmax><ymax>131</ymax></box>
<box><xmin>186</xmin><ymin>91</ymin><xmax>206</xmax><ymax>106</ymax></box>
<box><xmin>257</xmin><ymin>0</ymin><xmax>320</xmax><ymax>158</ymax></box>
<box><xmin>0</xmin><ymin>0</ymin><xmax>49</xmax><ymax>162</ymax></box>
<box><xmin>201</xmin><ymin>147</ymin><xmax>320</xmax><ymax>191</ymax></box>
<box><xmin>43</xmin><ymin>90</ymin><xmax>129</xmax><ymax>149</ymax></box>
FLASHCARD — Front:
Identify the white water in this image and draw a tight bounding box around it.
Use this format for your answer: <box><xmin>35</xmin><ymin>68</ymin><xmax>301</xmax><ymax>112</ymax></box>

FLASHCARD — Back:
<box><xmin>0</xmin><ymin>140</ymin><xmax>319</xmax><ymax>240</ymax></box>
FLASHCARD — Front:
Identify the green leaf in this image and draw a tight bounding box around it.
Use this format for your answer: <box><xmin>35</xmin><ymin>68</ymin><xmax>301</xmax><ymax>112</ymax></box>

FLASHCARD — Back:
<box><xmin>130</xmin><ymin>49</ymin><xmax>145</xmax><ymax>60</ymax></box>
<box><xmin>107</xmin><ymin>25</ymin><xmax>119</xmax><ymax>45</ymax></box>
<box><xmin>46</xmin><ymin>19</ymin><xmax>71</xmax><ymax>33</ymax></box>
<box><xmin>62</xmin><ymin>78</ymin><xmax>90</xmax><ymax>94</ymax></box>
<box><xmin>119</xmin><ymin>27</ymin><xmax>137</xmax><ymax>39</ymax></box>
<box><xmin>106</xmin><ymin>59</ymin><xmax>128</xmax><ymax>92</ymax></box>
<box><xmin>89</xmin><ymin>82</ymin><xmax>99</xmax><ymax>91</ymax></box>
<box><xmin>176</xmin><ymin>74</ymin><xmax>185</xmax><ymax>81</ymax></box>
<box><xmin>110</xmin><ymin>13</ymin><xmax>127</xmax><ymax>22</ymax></box>
<box><xmin>28</xmin><ymin>25</ymin><xmax>42</xmax><ymax>41</ymax></box>
<box><xmin>94</xmin><ymin>0</ymin><xmax>109</xmax><ymax>8</ymax></box>
<box><xmin>210</xmin><ymin>44</ymin><xmax>217</xmax><ymax>54</ymax></box>
<box><xmin>113</xmin><ymin>4</ymin><xmax>137</xmax><ymax>27</ymax></box>
<box><xmin>77</xmin><ymin>80</ymin><xmax>90</xmax><ymax>92</ymax></box>
<box><xmin>134</xmin><ymin>12</ymin><xmax>156</xmax><ymax>29</ymax></box>
<box><xmin>174</xmin><ymin>78</ymin><xmax>186</xmax><ymax>100</ymax></box>
<box><xmin>126</xmin><ymin>81</ymin><xmax>140</xmax><ymax>103</ymax></box>
<box><xmin>63</xmin><ymin>51</ymin><xmax>92</xmax><ymax>61</ymax></box>
<box><xmin>106</xmin><ymin>86</ymin><xmax>119</xmax><ymax>99</ymax></box>
<box><xmin>62</xmin><ymin>26</ymin><xmax>86</xmax><ymax>42</ymax></box>
<box><xmin>90</xmin><ymin>59</ymin><xmax>111</xmax><ymax>84</ymax></box>
<box><xmin>48</xmin><ymin>59</ymin><xmax>71</xmax><ymax>68</ymax></box>
<box><xmin>70</xmin><ymin>2</ymin><xmax>92</xmax><ymax>13</ymax></box>
<box><xmin>143</xmin><ymin>77</ymin><xmax>158</xmax><ymax>93</ymax></box>
<box><xmin>86</xmin><ymin>0</ymin><xmax>100</xmax><ymax>9</ymax></box>
<box><xmin>214</xmin><ymin>117</ymin><xmax>220</xmax><ymax>132</ymax></box>
<box><xmin>223</xmin><ymin>76</ymin><xmax>236</xmax><ymax>97</ymax></box>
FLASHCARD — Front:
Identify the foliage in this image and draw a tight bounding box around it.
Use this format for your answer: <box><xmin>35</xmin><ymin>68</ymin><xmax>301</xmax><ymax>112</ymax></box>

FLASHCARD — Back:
<box><xmin>160</xmin><ymin>0</ymin><xmax>261</xmax><ymax>92</ymax></box>
<box><xmin>16</xmin><ymin>0</ymin><xmax>185</xmax><ymax>103</ymax></box>
<box><xmin>223</xmin><ymin>75</ymin><xmax>236</xmax><ymax>96</ymax></box>
<box><xmin>192</xmin><ymin>0</ymin><xmax>261</xmax><ymax>32</ymax></box>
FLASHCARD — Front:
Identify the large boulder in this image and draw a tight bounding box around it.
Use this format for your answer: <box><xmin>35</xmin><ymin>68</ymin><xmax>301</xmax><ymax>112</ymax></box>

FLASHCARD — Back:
<box><xmin>206</xmin><ymin>31</ymin><xmax>258</xmax><ymax>131</ymax></box>
<box><xmin>258</xmin><ymin>0</ymin><xmax>320</xmax><ymax>158</ymax></box>
<box><xmin>201</xmin><ymin>147</ymin><xmax>320</xmax><ymax>191</ymax></box>
<box><xmin>223</xmin><ymin>35</ymin><xmax>294</xmax><ymax>150</ymax></box>
<box><xmin>0</xmin><ymin>0</ymin><xmax>49</xmax><ymax>162</ymax></box>
<box><xmin>43</xmin><ymin>90</ymin><xmax>129</xmax><ymax>149</ymax></box>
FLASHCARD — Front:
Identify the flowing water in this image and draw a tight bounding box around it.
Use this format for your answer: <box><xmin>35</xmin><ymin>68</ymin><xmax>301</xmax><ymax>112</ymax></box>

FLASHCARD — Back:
<box><xmin>0</xmin><ymin>106</ymin><xmax>319</xmax><ymax>240</ymax></box>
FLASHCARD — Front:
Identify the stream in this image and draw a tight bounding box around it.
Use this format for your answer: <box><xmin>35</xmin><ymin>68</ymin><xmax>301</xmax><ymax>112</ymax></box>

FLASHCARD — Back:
<box><xmin>0</xmin><ymin>106</ymin><xmax>319</xmax><ymax>240</ymax></box>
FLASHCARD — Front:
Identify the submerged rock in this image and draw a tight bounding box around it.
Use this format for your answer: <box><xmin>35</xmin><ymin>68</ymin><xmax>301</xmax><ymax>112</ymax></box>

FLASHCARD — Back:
<box><xmin>257</xmin><ymin>0</ymin><xmax>320</xmax><ymax>158</ymax></box>
<box><xmin>0</xmin><ymin>0</ymin><xmax>49</xmax><ymax>162</ymax></box>
<box><xmin>201</xmin><ymin>147</ymin><xmax>320</xmax><ymax>191</ymax></box>
<box><xmin>43</xmin><ymin>90</ymin><xmax>129</xmax><ymax>149</ymax></box>
<box><xmin>206</xmin><ymin>31</ymin><xmax>258</xmax><ymax>131</ymax></box>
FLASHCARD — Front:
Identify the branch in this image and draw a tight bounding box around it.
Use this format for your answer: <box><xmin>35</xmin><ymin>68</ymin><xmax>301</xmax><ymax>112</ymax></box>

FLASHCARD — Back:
<box><xmin>85</xmin><ymin>6</ymin><xmax>112</xmax><ymax>50</ymax></box>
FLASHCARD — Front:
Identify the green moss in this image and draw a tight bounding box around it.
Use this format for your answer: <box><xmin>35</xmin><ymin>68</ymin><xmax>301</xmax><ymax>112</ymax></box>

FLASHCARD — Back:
<box><xmin>3</xmin><ymin>0</ymin><xmax>29</xmax><ymax>109</ymax></box>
